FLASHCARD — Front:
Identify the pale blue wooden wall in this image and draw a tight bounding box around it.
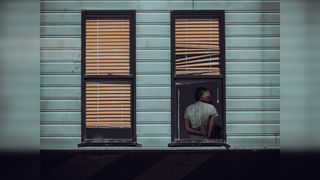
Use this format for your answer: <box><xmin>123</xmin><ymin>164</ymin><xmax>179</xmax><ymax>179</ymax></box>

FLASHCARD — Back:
<box><xmin>40</xmin><ymin>0</ymin><xmax>280</xmax><ymax>149</ymax></box>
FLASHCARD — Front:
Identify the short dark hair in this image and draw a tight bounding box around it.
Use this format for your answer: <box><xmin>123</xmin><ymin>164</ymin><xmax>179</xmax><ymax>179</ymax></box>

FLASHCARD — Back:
<box><xmin>195</xmin><ymin>87</ymin><xmax>209</xmax><ymax>101</ymax></box>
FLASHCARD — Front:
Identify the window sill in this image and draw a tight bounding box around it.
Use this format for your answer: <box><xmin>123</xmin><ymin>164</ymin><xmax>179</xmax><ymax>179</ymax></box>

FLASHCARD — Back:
<box><xmin>78</xmin><ymin>139</ymin><xmax>141</xmax><ymax>147</ymax></box>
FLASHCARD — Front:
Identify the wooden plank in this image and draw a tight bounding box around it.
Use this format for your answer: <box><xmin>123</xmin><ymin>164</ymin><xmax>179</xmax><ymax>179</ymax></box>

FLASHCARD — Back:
<box><xmin>40</xmin><ymin>111</ymin><xmax>279</xmax><ymax>126</ymax></box>
<box><xmin>40</xmin><ymin>74</ymin><xmax>279</xmax><ymax>87</ymax></box>
<box><xmin>225</xmin><ymin>13</ymin><xmax>279</xmax><ymax>24</ymax></box>
<box><xmin>41</xmin><ymin>75</ymin><xmax>80</xmax><ymax>87</ymax></box>
<box><xmin>226</xmin><ymin>62</ymin><xmax>280</xmax><ymax>73</ymax></box>
<box><xmin>227</xmin><ymin>136</ymin><xmax>279</xmax><ymax>148</ymax></box>
<box><xmin>41</xmin><ymin>49</ymin><xmax>279</xmax><ymax>62</ymax></box>
<box><xmin>40</xmin><ymin>37</ymin><xmax>279</xmax><ymax>49</ymax></box>
<box><xmin>41</xmin><ymin>87</ymin><xmax>279</xmax><ymax>100</ymax></box>
<box><xmin>194</xmin><ymin>1</ymin><xmax>279</xmax><ymax>11</ymax></box>
<box><xmin>40</xmin><ymin>12</ymin><xmax>279</xmax><ymax>25</ymax></box>
<box><xmin>227</xmin><ymin>87</ymin><xmax>280</xmax><ymax>98</ymax></box>
<box><xmin>40</xmin><ymin>99</ymin><xmax>279</xmax><ymax>112</ymax></box>
<box><xmin>41</xmin><ymin>1</ymin><xmax>193</xmax><ymax>11</ymax></box>
<box><xmin>226</xmin><ymin>74</ymin><xmax>279</xmax><ymax>86</ymax></box>
<box><xmin>41</xmin><ymin>112</ymin><xmax>81</xmax><ymax>125</ymax></box>
<box><xmin>40</xmin><ymin>62</ymin><xmax>278</xmax><ymax>75</ymax></box>
<box><xmin>41</xmin><ymin>25</ymin><xmax>279</xmax><ymax>37</ymax></box>
<box><xmin>226</xmin><ymin>99</ymin><xmax>279</xmax><ymax>111</ymax></box>
<box><xmin>226</xmin><ymin>111</ymin><xmax>279</xmax><ymax>124</ymax></box>
<box><xmin>40</xmin><ymin>124</ymin><xmax>279</xmax><ymax>138</ymax></box>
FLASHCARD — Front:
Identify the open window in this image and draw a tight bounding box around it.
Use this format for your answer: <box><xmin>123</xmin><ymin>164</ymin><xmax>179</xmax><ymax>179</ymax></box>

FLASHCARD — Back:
<box><xmin>169</xmin><ymin>11</ymin><xmax>228</xmax><ymax>148</ymax></box>
<box><xmin>79</xmin><ymin>10</ymin><xmax>138</xmax><ymax>146</ymax></box>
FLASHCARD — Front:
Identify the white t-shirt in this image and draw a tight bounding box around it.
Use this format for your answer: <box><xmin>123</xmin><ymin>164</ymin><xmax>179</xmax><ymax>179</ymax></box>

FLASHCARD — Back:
<box><xmin>184</xmin><ymin>101</ymin><xmax>218</xmax><ymax>139</ymax></box>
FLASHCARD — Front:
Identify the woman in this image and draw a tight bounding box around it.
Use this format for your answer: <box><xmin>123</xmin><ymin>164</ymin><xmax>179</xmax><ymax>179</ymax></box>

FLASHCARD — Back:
<box><xmin>184</xmin><ymin>87</ymin><xmax>219</xmax><ymax>139</ymax></box>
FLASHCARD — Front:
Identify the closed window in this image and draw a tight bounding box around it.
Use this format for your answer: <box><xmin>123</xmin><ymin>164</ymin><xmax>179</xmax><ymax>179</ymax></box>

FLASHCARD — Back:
<box><xmin>80</xmin><ymin>11</ymin><xmax>138</xmax><ymax>146</ymax></box>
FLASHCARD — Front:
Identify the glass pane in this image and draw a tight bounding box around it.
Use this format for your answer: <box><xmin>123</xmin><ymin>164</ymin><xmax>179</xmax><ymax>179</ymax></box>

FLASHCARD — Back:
<box><xmin>85</xmin><ymin>81</ymin><xmax>132</xmax><ymax>128</ymax></box>
<box><xmin>175</xmin><ymin>79</ymin><xmax>223</xmax><ymax>140</ymax></box>
<box><xmin>175</xmin><ymin>18</ymin><xmax>221</xmax><ymax>76</ymax></box>
<box><xmin>85</xmin><ymin>19</ymin><xmax>130</xmax><ymax>75</ymax></box>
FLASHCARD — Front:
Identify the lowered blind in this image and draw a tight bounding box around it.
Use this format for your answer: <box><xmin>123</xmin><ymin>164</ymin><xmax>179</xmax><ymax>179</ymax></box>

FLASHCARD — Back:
<box><xmin>85</xmin><ymin>82</ymin><xmax>131</xmax><ymax>128</ymax></box>
<box><xmin>83</xmin><ymin>13</ymin><xmax>134</xmax><ymax>132</ymax></box>
<box><xmin>175</xmin><ymin>19</ymin><xmax>221</xmax><ymax>76</ymax></box>
<box><xmin>81</xmin><ymin>11</ymin><xmax>136</xmax><ymax>145</ymax></box>
<box><xmin>85</xmin><ymin>19</ymin><xmax>130</xmax><ymax>75</ymax></box>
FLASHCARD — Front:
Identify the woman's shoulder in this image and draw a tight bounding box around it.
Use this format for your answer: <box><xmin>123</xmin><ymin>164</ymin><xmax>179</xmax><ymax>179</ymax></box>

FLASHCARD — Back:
<box><xmin>202</xmin><ymin>102</ymin><xmax>216</xmax><ymax>110</ymax></box>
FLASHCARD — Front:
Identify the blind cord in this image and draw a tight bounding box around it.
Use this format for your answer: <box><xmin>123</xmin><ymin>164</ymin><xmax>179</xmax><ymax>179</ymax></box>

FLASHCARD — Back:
<box><xmin>184</xmin><ymin>19</ymin><xmax>189</xmax><ymax>73</ymax></box>
<box><xmin>97</xmin><ymin>20</ymin><xmax>99</xmax><ymax>75</ymax></box>
<box><xmin>97</xmin><ymin>83</ymin><xmax>100</xmax><ymax>128</ymax></box>
<box><xmin>120</xmin><ymin>85</ymin><xmax>124</xmax><ymax>127</ymax></box>
<box><xmin>209</xmin><ymin>19</ymin><xmax>212</xmax><ymax>73</ymax></box>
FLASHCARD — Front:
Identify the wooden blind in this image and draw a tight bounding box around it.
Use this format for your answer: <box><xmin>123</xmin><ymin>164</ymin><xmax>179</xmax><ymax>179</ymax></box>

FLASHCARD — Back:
<box><xmin>85</xmin><ymin>19</ymin><xmax>130</xmax><ymax>75</ymax></box>
<box><xmin>175</xmin><ymin>19</ymin><xmax>221</xmax><ymax>76</ymax></box>
<box><xmin>85</xmin><ymin>82</ymin><xmax>131</xmax><ymax>128</ymax></box>
<box><xmin>84</xmin><ymin>14</ymin><xmax>133</xmax><ymax>130</ymax></box>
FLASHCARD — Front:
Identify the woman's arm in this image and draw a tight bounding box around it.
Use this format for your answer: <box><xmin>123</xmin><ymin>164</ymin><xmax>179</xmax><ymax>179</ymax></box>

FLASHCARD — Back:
<box><xmin>184</xmin><ymin>117</ymin><xmax>207</xmax><ymax>136</ymax></box>
<box><xmin>207</xmin><ymin>115</ymin><xmax>216</xmax><ymax>138</ymax></box>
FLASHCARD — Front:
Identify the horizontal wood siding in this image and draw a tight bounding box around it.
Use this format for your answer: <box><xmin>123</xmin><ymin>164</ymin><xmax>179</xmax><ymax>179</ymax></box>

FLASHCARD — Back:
<box><xmin>40</xmin><ymin>0</ymin><xmax>280</xmax><ymax>149</ymax></box>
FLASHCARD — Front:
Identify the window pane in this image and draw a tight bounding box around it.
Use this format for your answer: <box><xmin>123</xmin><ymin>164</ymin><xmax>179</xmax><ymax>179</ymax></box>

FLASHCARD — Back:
<box><xmin>175</xmin><ymin>18</ymin><xmax>221</xmax><ymax>76</ymax></box>
<box><xmin>85</xmin><ymin>19</ymin><xmax>130</xmax><ymax>75</ymax></box>
<box><xmin>85</xmin><ymin>81</ymin><xmax>132</xmax><ymax>128</ymax></box>
<box><xmin>175</xmin><ymin>80</ymin><xmax>223</xmax><ymax>140</ymax></box>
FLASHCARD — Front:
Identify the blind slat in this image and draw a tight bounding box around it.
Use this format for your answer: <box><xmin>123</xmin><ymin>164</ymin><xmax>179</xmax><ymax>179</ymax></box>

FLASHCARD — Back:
<box><xmin>176</xmin><ymin>57</ymin><xmax>219</xmax><ymax>65</ymax></box>
<box><xmin>86</xmin><ymin>122</ymin><xmax>130</xmax><ymax>128</ymax></box>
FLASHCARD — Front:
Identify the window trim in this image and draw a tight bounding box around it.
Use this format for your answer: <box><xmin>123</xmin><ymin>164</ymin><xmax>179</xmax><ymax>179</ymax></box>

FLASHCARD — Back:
<box><xmin>79</xmin><ymin>10</ymin><xmax>139</xmax><ymax>147</ymax></box>
<box><xmin>169</xmin><ymin>10</ymin><xmax>229</xmax><ymax>149</ymax></box>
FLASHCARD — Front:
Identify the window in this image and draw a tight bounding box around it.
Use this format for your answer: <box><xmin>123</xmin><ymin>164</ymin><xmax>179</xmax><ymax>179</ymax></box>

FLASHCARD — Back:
<box><xmin>79</xmin><ymin>10</ymin><xmax>138</xmax><ymax>146</ymax></box>
<box><xmin>169</xmin><ymin>11</ymin><xmax>228</xmax><ymax>148</ymax></box>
